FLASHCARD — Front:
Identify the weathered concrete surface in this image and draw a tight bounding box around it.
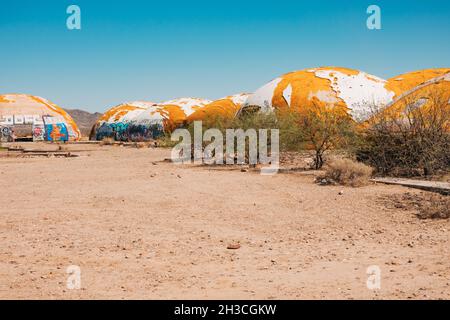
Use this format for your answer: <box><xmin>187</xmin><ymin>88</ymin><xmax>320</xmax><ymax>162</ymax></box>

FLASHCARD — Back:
<box><xmin>372</xmin><ymin>177</ymin><xmax>450</xmax><ymax>195</ymax></box>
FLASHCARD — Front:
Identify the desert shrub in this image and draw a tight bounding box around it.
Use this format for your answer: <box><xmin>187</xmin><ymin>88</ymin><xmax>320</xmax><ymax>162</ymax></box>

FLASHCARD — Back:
<box><xmin>182</xmin><ymin>112</ymin><xmax>279</xmax><ymax>162</ymax></box>
<box><xmin>319</xmin><ymin>158</ymin><xmax>373</xmax><ymax>187</ymax></box>
<box><xmin>156</xmin><ymin>133</ymin><xmax>179</xmax><ymax>148</ymax></box>
<box><xmin>176</xmin><ymin>104</ymin><xmax>357</xmax><ymax>168</ymax></box>
<box><xmin>387</xmin><ymin>192</ymin><xmax>450</xmax><ymax>220</ymax></box>
<box><xmin>290</xmin><ymin>105</ymin><xmax>357</xmax><ymax>169</ymax></box>
<box><xmin>230</xmin><ymin>105</ymin><xmax>357</xmax><ymax>169</ymax></box>
<box><xmin>418</xmin><ymin>196</ymin><xmax>450</xmax><ymax>219</ymax></box>
<box><xmin>357</xmin><ymin>90</ymin><xmax>450</xmax><ymax>176</ymax></box>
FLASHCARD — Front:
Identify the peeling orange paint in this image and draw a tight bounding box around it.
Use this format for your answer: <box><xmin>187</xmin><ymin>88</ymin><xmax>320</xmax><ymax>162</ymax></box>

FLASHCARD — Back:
<box><xmin>241</xmin><ymin>67</ymin><xmax>393</xmax><ymax>121</ymax></box>
<box><xmin>385</xmin><ymin>68</ymin><xmax>450</xmax><ymax>97</ymax></box>
<box><xmin>187</xmin><ymin>99</ymin><xmax>239</xmax><ymax>122</ymax></box>
<box><xmin>187</xmin><ymin>94</ymin><xmax>249</xmax><ymax>122</ymax></box>
<box><xmin>381</xmin><ymin>78</ymin><xmax>450</xmax><ymax>120</ymax></box>
<box><xmin>312</xmin><ymin>66</ymin><xmax>360</xmax><ymax>77</ymax></box>
<box><xmin>99</xmin><ymin>104</ymin><xmax>147</xmax><ymax>123</ymax></box>
<box><xmin>272</xmin><ymin>69</ymin><xmax>348</xmax><ymax>113</ymax></box>
<box><xmin>0</xmin><ymin>96</ymin><xmax>14</xmax><ymax>103</ymax></box>
<box><xmin>156</xmin><ymin>104</ymin><xmax>189</xmax><ymax>131</ymax></box>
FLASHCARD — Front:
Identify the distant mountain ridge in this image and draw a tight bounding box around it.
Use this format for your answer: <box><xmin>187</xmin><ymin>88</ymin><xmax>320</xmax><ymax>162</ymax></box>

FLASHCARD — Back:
<box><xmin>64</xmin><ymin>108</ymin><xmax>102</xmax><ymax>138</ymax></box>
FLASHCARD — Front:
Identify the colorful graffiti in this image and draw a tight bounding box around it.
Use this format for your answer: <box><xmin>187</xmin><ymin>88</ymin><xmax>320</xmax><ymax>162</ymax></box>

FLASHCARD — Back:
<box><xmin>45</xmin><ymin>123</ymin><xmax>69</xmax><ymax>142</ymax></box>
<box><xmin>91</xmin><ymin>99</ymin><xmax>210</xmax><ymax>142</ymax></box>
<box><xmin>0</xmin><ymin>126</ymin><xmax>12</xmax><ymax>142</ymax></box>
<box><xmin>95</xmin><ymin>122</ymin><xmax>115</xmax><ymax>141</ymax></box>
<box><xmin>127</xmin><ymin>123</ymin><xmax>165</xmax><ymax>141</ymax></box>
<box><xmin>94</xmin><ymin>122</ymin><xmax>165</xmax><ymax>141</ymax></box>
<box><xmin>32</xmin><ymin>124</ymin><xmax>45</xmax><ymax>141</ymax></box>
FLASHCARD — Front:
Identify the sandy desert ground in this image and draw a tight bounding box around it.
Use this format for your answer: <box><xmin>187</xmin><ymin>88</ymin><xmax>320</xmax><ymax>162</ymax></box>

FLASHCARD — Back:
<box><xmin>0</xmin><ymin>143</ymin><xmax>449</xmax><ymax>300</ymax></box>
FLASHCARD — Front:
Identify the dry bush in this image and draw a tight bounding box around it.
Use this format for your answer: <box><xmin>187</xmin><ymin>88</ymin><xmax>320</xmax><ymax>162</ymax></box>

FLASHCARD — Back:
<box><xmin>157</xmin><ymin>134</ymin><xmax>180</xmax><ymax>148</ymax></box>
<box><xmin>227</xmin><ymin>105</ymin><xmax>356</xmax><ymax>169</ymax></box>
<box><xmin>100</xmin><ymin>137</ymin><xmax>115</xmax><ymax>146</ymax></box>
<box><xmin>385</xmin><ymin>192</ymin><xmax>449</xmax><ymax>220</ymax></box>
<box><xmin>253</xmin><ymin>104</ymin><xmax>357</xmax><ymax>169</ymax></box>
<box><xmin>418</xmin><ymin>196</ymin><xmax>450</xmax><ymax>219</ymax></box>
<box><xmin>358</xmin><ymin>90</ymin><xmax>450</xmax><ymax>176</ymax></box>
<box><xmin>318</xmin><ymin>158</ymin><xmax>373</xmax><ymax>187</ymax></box>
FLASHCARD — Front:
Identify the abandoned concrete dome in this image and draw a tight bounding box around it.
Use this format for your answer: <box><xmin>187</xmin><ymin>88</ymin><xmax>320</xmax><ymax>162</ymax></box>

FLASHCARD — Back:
<box><xmin>380</xmin><ymin>72</ymin><xmax>450</xmax><ymax>120</ymax></box>
<box><xmin>91</xmin><ymin>98</ymin><xmax>211</xmax><ymax>141</ymax></box>
<box><xmin>187</xmin><ymin>93</ymin><xmax>251</xmax><ymax>122</ymax></box>
<box><xmin>385</xmin><ymin>68</ymin><xmax>450</xmax><ymax>97</ymax></box>
<box><xmin>155</xmin><ymin>97</ymin><xmax>212</xmax><ymax>128</ymax></box>
<box><xmin>0</xmin><ymin>94</ymin><xmax>81</xmax><ymax>141</ymax></box>
<box><xmin>237</xmin><ymin>67</ymin><xmax>399</xmax><ymax>121</ymax></box>
<box><xmin>90</xmin><ymin>101</ymin><xmax>157</xmax><ymax>141</ymax></box>
<box><xmin>129</xmin><ymin>97</ymin><xmax>212</xmax><ymax>135</ymax></box>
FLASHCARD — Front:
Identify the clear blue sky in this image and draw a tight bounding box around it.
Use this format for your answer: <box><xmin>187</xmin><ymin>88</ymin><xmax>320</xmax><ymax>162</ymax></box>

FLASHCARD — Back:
<box><xmin>1</xmin><ymin>0</ymin><xmax>449</xmax><ymax>112</ymax></box>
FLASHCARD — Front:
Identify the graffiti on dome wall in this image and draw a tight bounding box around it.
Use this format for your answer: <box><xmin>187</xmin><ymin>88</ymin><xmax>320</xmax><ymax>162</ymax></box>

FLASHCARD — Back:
<box><xmin>43</xmin><ymin>116</ymin><xmax>68</xmax><ymax>141</ymax></box>
<box><xmin>45</xmin><ymin>123</ymin><xmax>69</xmax><ymax>142</ymax></box>
<box><xmin>0</xmin><ymin>126</ymin><xmax>12</xmax><ymax>142</ymax></box>
<box><xmin>94</xmin><ymin>122</ymin><xmax>165</xmax><ymax>141</ymax></box>
<box><xmin>95</xmin><ymin>122</ymin><xmax>115</xmax><ymax>140</ymax></box>
<box><xmin>32</xmin><ymin>124</ymin><xmax>45</xmax><ymax>141</ymax></box>
<box><xmin>0</xmin><ymin>115</ymin><xmax>74</xmax><ymax>141</ymax></box>
<box><xmin>127</xmin><ymin>123</ymin><xmax>165</xmax><ymax>141</ymax></box>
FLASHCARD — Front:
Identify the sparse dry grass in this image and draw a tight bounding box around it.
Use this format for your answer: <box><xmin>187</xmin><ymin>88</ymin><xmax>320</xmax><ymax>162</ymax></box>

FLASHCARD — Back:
<box><xmin>318</xmin><ymin>158</ymin><xmax>373</xmax><ymax>187</ymax></box>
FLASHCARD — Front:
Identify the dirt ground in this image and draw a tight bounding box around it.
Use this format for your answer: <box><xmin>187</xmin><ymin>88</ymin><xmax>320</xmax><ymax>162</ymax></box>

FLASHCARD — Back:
<box><xmin>0</xmin><ymin>143</ymin><xmax>449</xmax><ymax>300</ymax></box>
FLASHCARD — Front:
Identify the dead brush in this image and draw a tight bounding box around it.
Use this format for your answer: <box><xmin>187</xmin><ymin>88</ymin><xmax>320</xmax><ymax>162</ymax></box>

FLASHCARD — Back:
<box><xmin>415</xmin><ymin>194</ymin><xmax>450</xmax><ymax>220</ymax></box>
<box><xmin>386</xmin><ymin>192</ymin><xmax>450</xmax><ymax>220</ymax></box>
<box><xmin>317</xmin><ymin>158</ymin><xmax>373</xmax><ymax>187</ymax></box>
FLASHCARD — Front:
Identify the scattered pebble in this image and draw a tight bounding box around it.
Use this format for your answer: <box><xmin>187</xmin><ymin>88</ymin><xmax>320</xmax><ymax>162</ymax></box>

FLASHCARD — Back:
<box><xmin>227</xmin><ymin>243</ymin><xmax>241</xmax><ymax>250</ymax></box>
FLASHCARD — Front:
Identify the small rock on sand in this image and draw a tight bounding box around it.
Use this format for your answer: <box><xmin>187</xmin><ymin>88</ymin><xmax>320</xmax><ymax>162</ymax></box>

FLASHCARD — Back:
<box><xmin>227</xmin><ymin>243</ymin><xmax>241</xmax><ymax>250</ymax></box>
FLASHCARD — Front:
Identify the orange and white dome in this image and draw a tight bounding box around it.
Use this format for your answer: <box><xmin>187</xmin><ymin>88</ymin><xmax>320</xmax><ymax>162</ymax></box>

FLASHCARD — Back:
<box><xmin>90</xmin><ymin>101</ymin><xmax>156</xmax><ymax>140</ymax></box>
<box><xmin>187</xmin><ymin>93</ymin><xmax>251</xmax><ymax>122</ymax></box>
<box><xmin>91</xmin><ymin>98</ymin><xmax>211</xmax><ymax>140</ymax></box>
<box><xmin>96</xmin><ymin>101</ymin><xmax>157</xmax><ymax>125</ymax></box>
<box><xmin>238</xmin><ymin>67</ymin><xmax>398</xmax><ymax>121</ymax></box>
<box><xmin>0</xmin><ymin>94</ymin><xmax>81</xmax><ymax>140</ymax></box>
<box><xmin>133</xmin><ymin>97</ymin><xmax>212</xmax><ymax>131</ymax></box>
<box><xmin>385</xmin><ymin>68</ymin><xmax>450</xmax><ymax>97</ymax></box>
<box><xmin>157</xmin><ymin>97</ymin><xmax>212</xmax><ymax>126</ymax></box>
<box><xmin>380</xmin><ymin>72</ymin><xmax>450</xmax><ymax>119</ymax></box>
